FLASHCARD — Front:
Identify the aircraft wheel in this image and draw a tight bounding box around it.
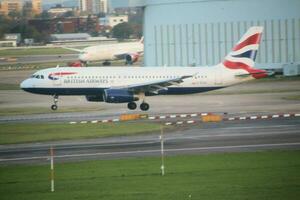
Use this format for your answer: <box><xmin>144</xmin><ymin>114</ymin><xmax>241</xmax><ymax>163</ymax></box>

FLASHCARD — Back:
<box><xmin>127</xmin><ymin>102</ymin><xmax>137</xmax><ymax>110</ymax></box>
<box><xmin>140</xmin><ymin>102</ymin><xmax>150</xmax><ymax>111</ymax></box>
<box><xmin>51</xmin><ymin>104</ymin><xmax>58</xmax><ymax>111</ymax></box>
<box><xmin>103</xmin><ymin>61</ymin><xmax>111</xmax><ymax>66</ymax></box>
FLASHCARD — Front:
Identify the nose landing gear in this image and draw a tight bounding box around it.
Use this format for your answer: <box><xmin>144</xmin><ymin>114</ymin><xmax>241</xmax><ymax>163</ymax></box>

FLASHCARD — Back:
<box><xmin>51</xmin><ymin>95</ymin><xmax>58</xmax><ymax>111</ymax></box>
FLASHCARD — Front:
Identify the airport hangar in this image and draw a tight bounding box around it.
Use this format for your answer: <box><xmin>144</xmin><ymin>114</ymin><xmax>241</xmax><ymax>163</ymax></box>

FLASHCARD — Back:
<box><xmin>123</xmin><ymin>0</ymin><xmax>300</xmax><ymax>74</ymax></box>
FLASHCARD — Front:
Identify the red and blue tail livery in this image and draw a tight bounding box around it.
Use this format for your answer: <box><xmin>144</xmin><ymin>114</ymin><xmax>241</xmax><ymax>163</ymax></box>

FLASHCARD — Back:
<box><xmin>222</xmin><ymin>26</ymin><xmax>267</xmax><ymax>79</ymax></box>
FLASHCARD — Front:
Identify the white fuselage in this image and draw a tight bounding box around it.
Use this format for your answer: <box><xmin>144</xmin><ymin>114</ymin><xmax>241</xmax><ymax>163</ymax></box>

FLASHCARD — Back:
<box><xmin>20</xmin><ymin>66</ymin><xmax>252</xmax><ymax>96</ymax></box>
<box><xmin>79</xmin><ymin>42</ymin><xmax>143</xmax><ymax>62</ymax></box>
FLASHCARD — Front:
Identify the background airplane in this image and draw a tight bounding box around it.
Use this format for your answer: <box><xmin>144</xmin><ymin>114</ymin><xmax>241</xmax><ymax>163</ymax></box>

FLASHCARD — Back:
<box><xmin>64</xmin><ymin>37</ymin><xmax>144</xmax><ymax>66</ymax></box>
<box><xmin>20</xmin><ymin>27</ymin><xmax>268</xmax><ymax>111</ymax></box>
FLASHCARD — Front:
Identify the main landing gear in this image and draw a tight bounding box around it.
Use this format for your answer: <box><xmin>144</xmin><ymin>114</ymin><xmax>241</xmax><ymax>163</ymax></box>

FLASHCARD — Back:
<box><xmin>127</xmin><ymin>101</ymin><xmax>150</xmax><ymax>111</ymax></box>
<box><xmin>51</xmin><ymin>95</ymin><xmax>58</xmax><ymax>111</ymax></box>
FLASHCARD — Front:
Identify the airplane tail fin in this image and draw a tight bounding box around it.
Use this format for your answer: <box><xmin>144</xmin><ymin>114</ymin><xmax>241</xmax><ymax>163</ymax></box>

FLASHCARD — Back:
<box><xmin>221</xmin><ymin>26</ymin><xmax>267</xmax><ymax>79</ymax></box>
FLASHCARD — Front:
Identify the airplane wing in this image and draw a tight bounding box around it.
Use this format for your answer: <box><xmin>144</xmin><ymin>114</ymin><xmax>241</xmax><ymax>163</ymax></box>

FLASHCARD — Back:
<box><xmin>61</xmin><ymin>47</ymin><xmax>83</xmax><ymax>53</ymax></box>
<box><xmin>114</xmin><ymin>75</ymin><xmax>193</xmax><ymax>94</ymax></box>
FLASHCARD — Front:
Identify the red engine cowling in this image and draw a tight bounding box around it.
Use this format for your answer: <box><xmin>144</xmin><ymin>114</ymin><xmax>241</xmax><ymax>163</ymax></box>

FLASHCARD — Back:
<box><xmin>68</xmin><ymin>61</ymin><xmax>83</xmax><ymax>67</ymax></box>
<box><xmin>125</xmin><ymin>53</ymin><xmax>139</xmax><ymax>64</ymax></box>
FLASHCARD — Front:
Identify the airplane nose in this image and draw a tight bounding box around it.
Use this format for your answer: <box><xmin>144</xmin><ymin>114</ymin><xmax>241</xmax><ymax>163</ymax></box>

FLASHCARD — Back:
<box><xmin>20</xmin><ymin>79</ymin><xmax>32</xmax><ymax>91</ymax></box>
<box><xmin>79</xmin><ymin>54</ymin><xmax>87</xmax><ymax>62</ymax></box>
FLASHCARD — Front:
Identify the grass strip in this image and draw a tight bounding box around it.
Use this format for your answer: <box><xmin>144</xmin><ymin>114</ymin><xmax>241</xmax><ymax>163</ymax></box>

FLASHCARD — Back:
<box><xmin>0</xmin><ymin>62</ymin><xmax>68</xmax><ymax>71</ymax></box>
<box><xmin>0</xmin><ymin>48</ymin><xmax>75</xmax><ymax>57</ymax></box>
<box><xmin>0</xmin><ymin>151</ymin><xmax>299</xmax><ymax>200</ymax></box>
<box><xmin>0</xmin><ymin>83</ymin><xmax>20</xmax><ymax>90</ymax></box>
<box><xmin>0</xmin><ymin>122</ymin><xmax>162</xmax><ymax>144</ymax></box>
<box><xmin>282</xmin><ymin>95</ymin><xmax>300</xmax><ymax>100</ymax></box>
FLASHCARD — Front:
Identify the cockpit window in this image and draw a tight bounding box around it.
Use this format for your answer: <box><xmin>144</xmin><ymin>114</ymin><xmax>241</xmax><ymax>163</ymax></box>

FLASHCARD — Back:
<box><xmin>30</xmin><ymin>74</ymin><xmax>44</xmax><ymax>79</ymax></box>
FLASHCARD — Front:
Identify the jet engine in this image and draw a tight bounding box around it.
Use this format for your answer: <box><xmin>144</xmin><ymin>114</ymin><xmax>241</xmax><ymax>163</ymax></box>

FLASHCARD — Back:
<box><xmin>125</xmin><ymin>53</ymin><xmax>140</xmax><ymax>65</ymax></box>
<box><xmin>85</xmin><ymin>95</ymin><xmax>104</xmax><ymax>102</ymax></box>
<box><xmin>103</xmin><ymin>89</ymin><xmax>139</xmax><ymax>103</ymax></box>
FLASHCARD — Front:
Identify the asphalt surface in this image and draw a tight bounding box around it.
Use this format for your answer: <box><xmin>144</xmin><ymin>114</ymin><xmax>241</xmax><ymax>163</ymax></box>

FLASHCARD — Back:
<box><xmin>0</xmin><ymin>54</ymin><xmax>78</xmax><ymax>65</ymax></box>
<box><xmin>1</xmin><ymin>117</ymin><xmax>299</xmax><ymax>165</ymax></box>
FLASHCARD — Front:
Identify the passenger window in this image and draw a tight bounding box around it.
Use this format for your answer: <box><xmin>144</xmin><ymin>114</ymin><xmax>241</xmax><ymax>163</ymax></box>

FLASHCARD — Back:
<box><xmin>41</xmin><ymin>75</ymin><xmax>44</xmax><ymax>79</ymax></box>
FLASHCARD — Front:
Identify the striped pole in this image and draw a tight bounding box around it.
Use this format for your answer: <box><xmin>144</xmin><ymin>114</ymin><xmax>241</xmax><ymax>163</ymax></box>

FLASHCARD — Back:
<box><xmin>160</xmin><ymin>126</ymin><xmax>165</xmax><ymax>176</ymax></box>
<box><xmin>50</xmin><ymin>146</ymin><xmax>55</xmax><ymax>192</ymax></box>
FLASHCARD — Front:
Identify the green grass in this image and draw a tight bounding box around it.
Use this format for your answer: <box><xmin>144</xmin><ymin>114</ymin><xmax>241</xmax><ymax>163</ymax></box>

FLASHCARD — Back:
<box><xmin>0</xmin><ymin>61</ymin><xmax>69</xmax><ymax>70</ymax></box>
<box><xmin>0</xmin><ymin>107</ymin><xmax>106</xmax><ymax>116</ymax></box>
<box><xmin>0</xmin><ymin>48</ymin><xmax>75</xmax><ymax>57</ymax></box>
<box><xmin>0</xmin><ymin>83</ymin><xmax>19</xmax><ymax>90</ymax></box>
<box><xmin>0</xmin><ymin>151</ymin><xmax>299</xmax><ymax>200</ymax></box>
<box><xmin>283</xmin><ymin>95</ymin><xmax>300</xmax><ymax>100</ymax></box>
<box><xmin>0</xmin><ymin>122</ymin><xmax>162</xmax><ymax>144</ymax></box>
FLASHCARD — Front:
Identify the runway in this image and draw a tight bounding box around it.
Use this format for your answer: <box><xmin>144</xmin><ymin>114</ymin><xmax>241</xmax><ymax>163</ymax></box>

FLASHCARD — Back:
<box><xmin>1</xmin><ymin>117</ymin><xmax>299</xmax><ymax>165</ymax></box>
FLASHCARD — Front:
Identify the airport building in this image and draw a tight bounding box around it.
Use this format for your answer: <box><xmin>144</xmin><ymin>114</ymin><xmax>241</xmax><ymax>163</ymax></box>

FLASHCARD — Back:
<box><xmin>124</xmin><ymin>0</ymin><xmax>300</xmax><ymax>69</ymax></box>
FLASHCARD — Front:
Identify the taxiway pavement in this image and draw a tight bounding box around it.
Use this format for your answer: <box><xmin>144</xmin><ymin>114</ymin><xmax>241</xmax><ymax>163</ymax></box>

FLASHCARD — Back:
<box><xmin>1</xmin><ymin>117</ymin><xmax>299</xmax><ymax>165</ymax></box>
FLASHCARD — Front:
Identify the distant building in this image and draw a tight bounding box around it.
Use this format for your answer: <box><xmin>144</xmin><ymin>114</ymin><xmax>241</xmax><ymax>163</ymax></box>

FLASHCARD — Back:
<box><xmin>0</xmin><ymin>41</ymin><xmax>17</xmax><ymax>47</ymax></box>
<box><xmin>79</xmin><ymin>0</ymin><xmax>94</xmax><ymax>14</ymax></box>
<box><xmin>29</xmin><ymin>16</ymin><xmax>100</xmax><ymax>34</ymax></box>
<box><xmin>0</xmin><ymin>0</ymin><xmax>41</xmax><ymax>17</ymax></box>
<box><xmin>100</xmin><ymin>15</ymin><xmax>128</xmax><ymax>28</ymax></box>
<box><xmin>31</xmin><ymin>0</ymin><xmax>42</xmax><ymax>16</ymax></box>
<box><xmin>0</xmin><ymin>0</ymin><xmax>22</xmax><ymax>15</ymax></box>
<box><xmin>51</xmin><ymin>33</ymin><xmax>91</xmax><ymax>41</ymax></box>
<box><xmin>93</xmin><ymin>0</ymin><xmax>108</xmax><ymax>14</ymax></box>
<box><xmin>4</xmin><ymin>33</ymin><xmax>21</xmax><ymax>44</ymax></box>
<box><xmin>48</xmin><ymin>5</ymin><xmax>74</xmax><ymax>17</ymax></box>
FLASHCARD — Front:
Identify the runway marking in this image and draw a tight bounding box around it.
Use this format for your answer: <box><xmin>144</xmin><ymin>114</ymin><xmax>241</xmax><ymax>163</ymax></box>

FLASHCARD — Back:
<box><xmin>165</xmin><ymin>113</ymin><xmax>300</xmax><ymax>126</ymax></box>
<box><xmin>1</xmin><ymin>142</ymin><xmax>300</xmax><ymax>162</ymax></box>
<box><xmin>68</xmin><ymin>112</ymin><xmax>300</xmax><ymax>125</ymax></box>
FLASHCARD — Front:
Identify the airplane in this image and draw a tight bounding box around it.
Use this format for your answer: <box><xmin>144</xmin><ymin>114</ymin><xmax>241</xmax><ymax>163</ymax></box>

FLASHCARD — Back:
<box><xmin>64</xmin><ymin>37</ymin><xmax>144</xmax><ymax>66</ymax></box>
<box><xmin>20</xmin><ymin>27</ymin><xmax>268</xmax><ymax>111</ymax></box>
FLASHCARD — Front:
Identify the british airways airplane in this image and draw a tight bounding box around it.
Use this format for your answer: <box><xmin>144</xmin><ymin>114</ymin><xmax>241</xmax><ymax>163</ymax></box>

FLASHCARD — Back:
<box><xmin>20</xmin><ymin>27</ymin><xmax>268</xmax><ymax>111</ymax></box>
